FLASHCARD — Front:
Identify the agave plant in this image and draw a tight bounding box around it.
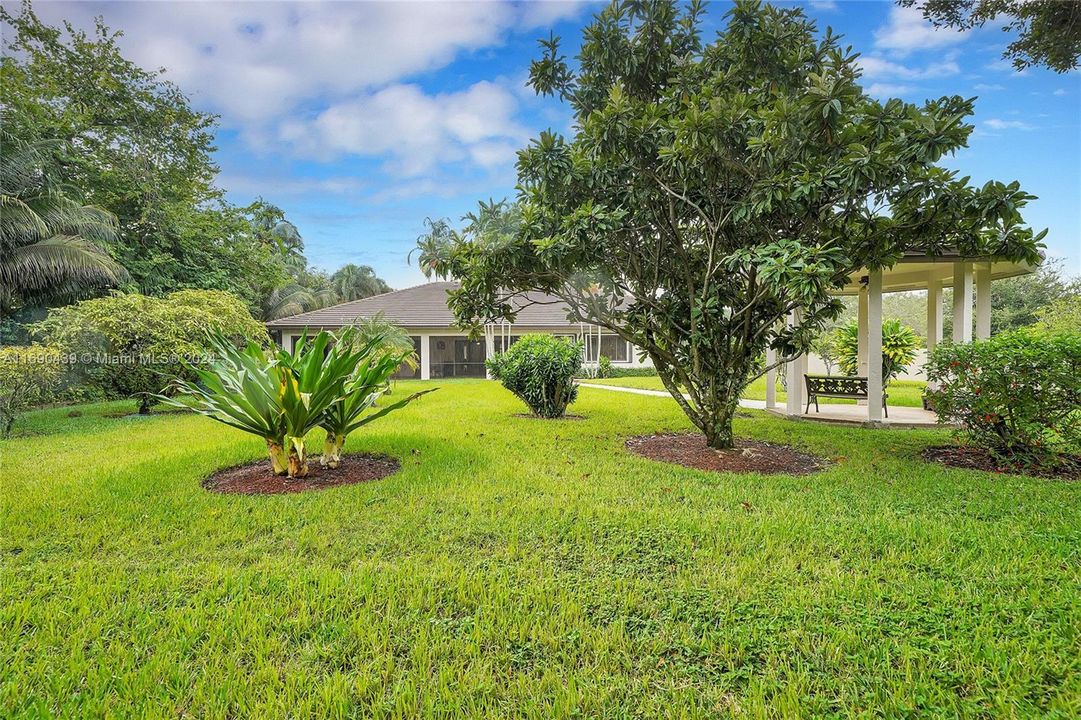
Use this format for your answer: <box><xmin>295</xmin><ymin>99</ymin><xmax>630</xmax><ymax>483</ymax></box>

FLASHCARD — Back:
<box><xmin>164</xmin><ymin>330</ymin><xmax>360</xmax><ymax>478</ymax></box>
<box><xmin>319</xmin><ymin>346</ymin><xmax>435</xmax><ymax>468</ymax></box>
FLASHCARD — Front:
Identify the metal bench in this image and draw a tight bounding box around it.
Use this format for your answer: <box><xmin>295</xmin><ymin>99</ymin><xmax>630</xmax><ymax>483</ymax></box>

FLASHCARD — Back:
<box><xmin>804</xmin><ymin>374</ymin><xmax>888</xmax><ymax>418</ymax></box>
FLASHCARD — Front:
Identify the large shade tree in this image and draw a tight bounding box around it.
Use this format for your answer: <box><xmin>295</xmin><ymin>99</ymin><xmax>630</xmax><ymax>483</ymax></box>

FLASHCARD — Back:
<box><xmin>415</xmin><ymin>0</ymin><xmax>1043</xmax><ymax>449</ymax></box>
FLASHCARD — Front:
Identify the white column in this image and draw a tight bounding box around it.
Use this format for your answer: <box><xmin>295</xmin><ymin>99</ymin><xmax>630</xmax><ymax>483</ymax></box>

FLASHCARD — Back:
<box><xmin>926</xmin><ymin>275</ymin><xmax>943</xmax><ymax>353</ymax></box>
<box><xmin>785</xmin><ymin>311</ymin><xmax>804</xmax><ymax>417</ymax></box>
<box><xmin>857</xmin><ymin>284</ymin><xmax>869</xmax><ymax>377</ymax></box>
<box><xmin>765</xmin><ymin>347</ymin><xmax>777</xmax><ymax>410</ymax></box>
<box><xmin>867</xmin><ymin>270</ymin><xmax>884</xmax><ymax>423</ymax></box>
<box><xmin>952</xmin><ymin>261</ymin><xmax>973</xmax><ymax>343</ymax></box>
<box><xmin>483</xmin><ymin>325</ymin><xmax>495</xmax><ymax>379</ymax></box>
<box><xmin>420</xmin><ymin>333</ymin><xmax>431</xmax><ymax>380</ymax></box>
<box><xmin>975</xmin><ymin>262</ymin><xmax>992</xmax><ymax>339</ymax></box>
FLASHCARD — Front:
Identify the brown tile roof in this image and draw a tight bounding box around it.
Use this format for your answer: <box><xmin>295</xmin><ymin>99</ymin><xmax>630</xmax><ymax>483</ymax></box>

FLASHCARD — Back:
<box><xmin>266</xmin><ymin>281</ymin><xmax>578</xmax><ymax>329</ymax></box>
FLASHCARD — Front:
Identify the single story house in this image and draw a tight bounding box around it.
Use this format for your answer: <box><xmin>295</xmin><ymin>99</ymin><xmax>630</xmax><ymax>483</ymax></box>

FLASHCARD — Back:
<box><xmin>266</xmin><ymin>281</ymin><xmax>653</xmax><ymax>379</ymax></box>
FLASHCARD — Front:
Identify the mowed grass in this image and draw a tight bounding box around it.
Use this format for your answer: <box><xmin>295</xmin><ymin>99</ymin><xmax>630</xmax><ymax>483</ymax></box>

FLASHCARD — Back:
<box><xmin>2</xmin><ymin>381</ymin><xmax>1079</xmax><ymax>718</ymax></box>
<box><xmin>586</xmin><ymin>375</ymin><xmax>929</xmax><ymax>407</ymax></box>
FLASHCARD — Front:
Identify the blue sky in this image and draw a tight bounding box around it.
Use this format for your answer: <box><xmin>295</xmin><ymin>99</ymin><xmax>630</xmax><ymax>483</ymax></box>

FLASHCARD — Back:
<box><xmin>30</xmin><ymin>0</ymin><xmax>1081</xmax><ymax>287</ymax></box>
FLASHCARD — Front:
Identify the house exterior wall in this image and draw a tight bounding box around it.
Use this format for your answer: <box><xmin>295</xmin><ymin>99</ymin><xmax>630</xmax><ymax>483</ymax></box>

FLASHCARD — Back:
<box><xmin>272</xmin><ymin>325</ymin><xmax>654</xmax><ymax>380</ymax></box>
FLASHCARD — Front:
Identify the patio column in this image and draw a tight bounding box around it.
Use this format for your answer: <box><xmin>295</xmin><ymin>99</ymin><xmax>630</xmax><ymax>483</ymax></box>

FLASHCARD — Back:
<box><xmin>975</xmin><ymin>262</ymin><xmax>992</xmax><ymax>339</ymax></box>
<box><xmin>952</xmin><ymin>261</ymin><xmax>973</xmax><ymax>343</ymax></box>
<box><xmin>420</xmin><ymin>333</ymin><xmax>431</xmax><ymax>380</ymax></box>
<box><xmin>867</xmin><ymin>270</ymin><xmax>884</xmax><ymax>423</ymax></box>
<box><xmin>857</xmin><ymin>283</ymin><xmax>869</xmax><ymax>377</ymax></box>
<box><xmin>926</xmin><ymin>275</ymin><xmax>943</xmax><ymax>353</ymax></box>
<box><xmin>483</xmin><ymin>325</ymin><xmax>495</xmax><ymax>379</ymax></box>
<box><xmin>785</xmin><ymin>311</ymin><xmax>805</xmax><ymax>417</ymax></box>
<box><xmin>765</xmin><ymin>347</ymin><xmax>777</xmax><ymax>410</ymax></box>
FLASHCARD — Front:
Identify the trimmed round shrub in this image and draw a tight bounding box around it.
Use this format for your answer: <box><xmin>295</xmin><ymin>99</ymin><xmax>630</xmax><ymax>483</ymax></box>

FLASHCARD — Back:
<box><xmin>925</xmin><ymin>329</ymin><xmax>1081</xmax><ymax>466</ymax></box>
<box><xmin>487</xmin><ymin>334</ymin><xmax>583</xmax><ymax>418</ymax></box>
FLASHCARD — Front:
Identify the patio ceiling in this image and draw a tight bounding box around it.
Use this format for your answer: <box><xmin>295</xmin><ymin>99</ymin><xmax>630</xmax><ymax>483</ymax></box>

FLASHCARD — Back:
<box><xmin>835</xmin><ymin>255</ymin><xmax>1036</xmax><ymax>295</ymax></box>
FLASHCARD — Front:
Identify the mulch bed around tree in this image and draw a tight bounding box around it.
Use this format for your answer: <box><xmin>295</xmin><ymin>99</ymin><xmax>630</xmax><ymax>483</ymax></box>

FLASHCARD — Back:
<box><xmin>512</xmin><ymin>413</ymin><xmax>587</xmax><ymax>420</ymax></box>
<box><xmin>922</xmin><ymin>445</ymin><xmax>1081</xmax><ymax>480</ymax></box>
<box><xmin>203</xmin><ymin>453</ymin><xmax>401</xmax><ymax>495</ymax></box>
<box><xmin>626</xmin><ymin>433</ymin><xmax>828</xmax><ymax>475</ymax></box>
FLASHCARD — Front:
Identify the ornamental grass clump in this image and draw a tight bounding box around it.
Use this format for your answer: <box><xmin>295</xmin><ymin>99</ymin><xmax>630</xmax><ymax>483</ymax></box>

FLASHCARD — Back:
<box><xmin>925</xmin><ymin>329</ymin><xmax>1081</xmax><ymax>469</ymax></box>
<box><xmin>487</xmin><ymin>334</ymin><xmax>582</xmax><ymax>418</ymax></box>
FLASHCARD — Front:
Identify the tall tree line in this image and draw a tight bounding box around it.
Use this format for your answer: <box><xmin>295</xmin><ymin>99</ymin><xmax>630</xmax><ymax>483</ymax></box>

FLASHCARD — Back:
<box><xmin>0</xmin><ymin>2</ymin><xmax>389</xmax><ymax>334</ymax></box>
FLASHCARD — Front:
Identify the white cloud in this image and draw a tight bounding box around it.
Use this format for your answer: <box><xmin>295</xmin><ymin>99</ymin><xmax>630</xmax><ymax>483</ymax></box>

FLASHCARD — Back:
<box><xmin>808</xmin><ymin>1</ymin><xmax>838</xmax><ymax>10</ymax></box>
<box><xmin>973</xmin><ymin>83</ymin><xmax>1005</xmax><ymax>92</ymax></box>
<box><xmin>1054</xmin><ymin>88</ymin><xmax>1069</xmax><ymax>96</ymax></box>
<box><xmin>27</xmin><ymin>1</ymin><xmax>582</xmax><ymax>128</ymax></box>
<box><xmin>984</xmin><ymin>118</ymin><xmax>1034</xmax><ymax>131</ymax></box>
<box><xmin>867</xmin><ymin>83</ymin><xmax>916</xmax><ymax>98</ymax></box>
<box><xmin>873</xmin><ymin>5</ymin><xmax>967</xmax><ymax>55</ymax></box>
<box><xmin>858</xmin><ymin>54</ymin><xmax>960</xmax><ymax>81</ymax></box>
<box><xmin>280</xmin><ymin>81</ymin><xmax>528</xmax><ymax>176</ymax></box>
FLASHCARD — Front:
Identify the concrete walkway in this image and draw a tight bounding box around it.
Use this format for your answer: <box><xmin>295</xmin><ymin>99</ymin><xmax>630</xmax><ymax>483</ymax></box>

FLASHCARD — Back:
<box><xmin>576</xmin><ymin>382</ymin><xmax>767</xmax><ymax>410</ymax></box>
<box><xmin>577</xmin><ymin>381</ymin><xmax>941</xmax><ymax>428</ymax></box>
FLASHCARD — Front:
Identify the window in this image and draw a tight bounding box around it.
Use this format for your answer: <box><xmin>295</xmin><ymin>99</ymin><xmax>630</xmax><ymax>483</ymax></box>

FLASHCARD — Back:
<box><xmin>494</xmin><ymin>335</ymin><xmax>521</xmax><ymax>353</ymax></box>
<box><xmin>392</xmin><ymin>336</ymin><xmax>422</xmax><ymax>379</ymax></box>
<box><xmin>600</xmin><ymin>334</ymin><xmax>629</xmax><ymax>362</ymax></box>
<box><xmin>430</xmin><ymin>336</ymin><xmax>487</xmax><ymax>378</ymax></box>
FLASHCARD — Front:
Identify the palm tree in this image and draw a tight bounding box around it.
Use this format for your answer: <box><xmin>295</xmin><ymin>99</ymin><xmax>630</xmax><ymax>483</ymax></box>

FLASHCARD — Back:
<box><xmin>331</xmin><ymin>263</ymin><xmax>391</xmax><ymax>302</ymax></box>
<box><xmin>1</xmin><ymin>128</ymin><xmax>126</xmax><ymax>310</ymax></box>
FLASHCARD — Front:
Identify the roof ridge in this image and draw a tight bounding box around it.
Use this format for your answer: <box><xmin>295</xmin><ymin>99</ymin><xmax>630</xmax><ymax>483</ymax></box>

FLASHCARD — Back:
<box><xmin>267</xmin><ymin>279</ymin><xmax>459</xmax><ymax>325</ymax></box>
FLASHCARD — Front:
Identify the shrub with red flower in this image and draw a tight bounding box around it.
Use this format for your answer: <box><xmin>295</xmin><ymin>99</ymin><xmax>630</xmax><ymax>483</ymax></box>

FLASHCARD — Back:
<box><xmin>925</xmin><ymin>329</ymin><xmax>1081</xmax><ymax>468</ymax></box>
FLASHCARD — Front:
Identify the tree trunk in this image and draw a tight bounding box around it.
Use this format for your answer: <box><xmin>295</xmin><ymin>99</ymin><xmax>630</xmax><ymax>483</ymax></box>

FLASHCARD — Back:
<box><xmin>286</xmin><ymin>436</ymin><xmax>308</xmax><ymax>478</ymax></box>
<box><xmin>701</xmin><ymin>393</ymin><xmax>741</xmax><ymax>450</ymax></box>
<box><xmin>321</xmin><ymin>433</ymin><xmax>346</xmax><ymax>468</ymax></box>
<box><xmin>266</xmin><ymin>439</ymin><xmax>289</xmax><ymax>476</ymax></box>
<box><xmin>138</xmin><ymin>395</ymin><xmax>152</xmax><ymax>415</ymax></box>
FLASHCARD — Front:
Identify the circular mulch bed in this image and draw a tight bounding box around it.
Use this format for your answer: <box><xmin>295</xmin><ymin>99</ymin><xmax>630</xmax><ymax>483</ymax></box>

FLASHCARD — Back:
<box><xmin>203</xmin><ymin>453</ymin><xmax>401</xmax><ymax>495</ymax></box>
<box><xmin>626</xmin><ymin>433</ymin><xmax>828</xmax><ymax>475</ymax></box>
<box><xmin>922</xmin><ymin>445</ymin><xmax>1080</xmax><ymax>480</ymax></box>
<box><xmin>512</xmin><ymin>413</ymin><xmax>586</xmax><ymax>420</ymax></box>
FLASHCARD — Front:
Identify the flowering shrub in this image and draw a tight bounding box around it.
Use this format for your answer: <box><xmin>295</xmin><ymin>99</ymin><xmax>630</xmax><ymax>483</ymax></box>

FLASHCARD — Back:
<box><xmin>925</xmin><ymin>330</ymin><xmax>1081</xmax><ymax>466</ymax></box>
<box><xmin>487</xmin><ymin>334</ymin><xmax>582</xmax><ymax>418</ymax></box>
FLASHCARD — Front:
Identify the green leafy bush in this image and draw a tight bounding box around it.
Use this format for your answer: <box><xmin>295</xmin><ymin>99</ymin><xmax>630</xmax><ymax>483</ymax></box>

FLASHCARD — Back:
<box><xmin>487</xmin><ymin>334</ymin><xmax>582</xmax><ymax>418</ymax></box>
<box><xmin>0</xmin><ymin>345</ymin><xmax>64</xmax><ymax>436</ymax></box>
<box><xmin>33</xmin><ymin>290</ymin><xmax>267</xmax><ymax>413</ymax></box>
<box><xmin>925</xmin><ymin>330</ymin><xmax>1081</xmax><ymax>466</ymax></box>
<box><xmin>597</xmin><ymin>355</ymin><xmax>613</xmax><ymax>379</ymax></box>
<box><xmin>833</xmin><ymin>320</ymin><xmax>921</xmax><ymax>385</ymax></box>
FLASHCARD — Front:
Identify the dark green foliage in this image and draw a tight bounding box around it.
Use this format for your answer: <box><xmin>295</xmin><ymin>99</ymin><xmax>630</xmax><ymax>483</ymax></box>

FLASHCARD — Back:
<box><xmin>487</xmin><ymin>334</ymin><xmax>582</xmax><ymax>418</ymax></box>
<box><xmin>925</xmin><ymin>329</ymin><xmax>1081</xmax><ymax>466</ymax></box>
<box><xmin>834</xmin><ymin>320</ymin><xmax>921</xmax><ymax>385</ymax></box>
<box><xmin>900</xmin><ymin>0</ymin><xmax>1081</xmax><ymax>72</ymax></box>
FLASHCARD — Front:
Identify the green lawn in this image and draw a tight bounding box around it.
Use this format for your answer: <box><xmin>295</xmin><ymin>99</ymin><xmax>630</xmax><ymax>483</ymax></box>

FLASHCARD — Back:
<box><xmin>586</xmin><ymin>375</ymin><xmax>929</xmax><ymax>407</ymax></box>
<box><xmin>2</xmin><ymin>381</ymin><xmax>1079</xmax><ymax>717</ymax></box>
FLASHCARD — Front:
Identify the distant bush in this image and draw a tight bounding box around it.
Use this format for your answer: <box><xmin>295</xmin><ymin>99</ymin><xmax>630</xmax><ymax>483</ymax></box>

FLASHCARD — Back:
<box><xmin>834</xmin><ymin>319</ymin><xmax>920</xmax><ymax>385</ymax></box>
<box><xmin>34</xmin><ymin>290</ymin><xmax>268</xmax><ymax>414</ymax></box>
<box><xmin>487</xmin><ymin>334</ymin><xmax>582</xmax><ymax>418</ymax></box>
<box><xmin>1035</xmin><ymin>292</ymin><xmax>1081</xmax><ymax>336</ymax></box>
<box><xmin>0</xmin><ymin>345</ymin><xmax>64</xmax><ymax>436</ymax></box>
<box><xmin>597</xmin><ymin>355</ymin><xmax>612</xmax><ymax>379</ymax></box>
<box><xmin>577</xmin><ymin>366</ymin><xmax>657</xmax><ymax>379</ymax></box>
<box><xmin>925</xmin><ymin>329</ymin><xmax>1081</xmax><ymax>467</ymax></box>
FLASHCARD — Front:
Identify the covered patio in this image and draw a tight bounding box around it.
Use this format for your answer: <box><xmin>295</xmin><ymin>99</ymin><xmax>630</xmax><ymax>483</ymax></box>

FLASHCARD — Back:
<box><xmin>764</xmin><ymin>253</ymin><xmax>1034</xmax><ymax>426</ymax></box>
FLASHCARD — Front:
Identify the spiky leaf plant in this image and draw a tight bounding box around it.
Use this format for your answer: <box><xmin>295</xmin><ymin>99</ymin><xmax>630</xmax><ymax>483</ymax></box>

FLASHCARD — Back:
<box><xmin>319</xmin><ymin>344</ymin><xmax>435</xmax><ymax>468</ymax></box>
